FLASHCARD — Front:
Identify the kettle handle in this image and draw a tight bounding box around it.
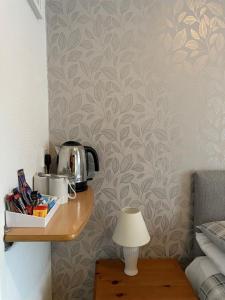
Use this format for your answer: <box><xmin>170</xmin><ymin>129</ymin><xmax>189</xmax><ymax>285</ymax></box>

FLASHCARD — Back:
<box><xmin>84</xmin><ymin>146</ymin><xmax>99</xmax><ymax>171</ymax></box>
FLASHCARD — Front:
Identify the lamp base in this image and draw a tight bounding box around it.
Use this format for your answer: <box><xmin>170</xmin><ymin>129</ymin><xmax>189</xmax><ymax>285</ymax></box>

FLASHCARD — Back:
<box><xmin>123</xmin><ymin>247</ymin><xmax>139</xmax><ymax>276</ymax></box>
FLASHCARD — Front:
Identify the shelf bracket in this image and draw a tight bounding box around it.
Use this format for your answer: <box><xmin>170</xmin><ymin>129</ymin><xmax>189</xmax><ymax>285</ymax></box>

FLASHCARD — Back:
<box><xmin>4</xmin><ymin>226</ymin><xmax>14</xmax><ymax>251</ymax></box>
<box><xmin>4</xmin><ymin>241</ymin><xmax>14</xmax><ymax>251</ymax></box>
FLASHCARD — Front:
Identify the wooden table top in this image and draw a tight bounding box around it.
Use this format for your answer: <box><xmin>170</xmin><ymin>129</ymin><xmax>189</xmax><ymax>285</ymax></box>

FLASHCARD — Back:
<box><xmin>94</xmin><ymin>259</ymin><xmax>197</xmax><ymax>300</ymax></box>
<box><xmin>4</xmin><ymin>187</ymin><xmax>93</xmax><ymax>242</ymax></box>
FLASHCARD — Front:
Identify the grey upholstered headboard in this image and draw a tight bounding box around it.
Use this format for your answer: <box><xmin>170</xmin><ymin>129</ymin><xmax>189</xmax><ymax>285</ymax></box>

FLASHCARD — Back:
<box><xmin>192</xmin><ymin>171</ymin><xmax>225</xmax><ymax>258</ymax></box>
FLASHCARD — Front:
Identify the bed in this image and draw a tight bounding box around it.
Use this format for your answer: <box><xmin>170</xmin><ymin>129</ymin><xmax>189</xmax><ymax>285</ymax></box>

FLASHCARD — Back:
<box><xmin>185</xmin><ymin>171</ymin><xmax>225</xmax><ymax>299</ymax></box>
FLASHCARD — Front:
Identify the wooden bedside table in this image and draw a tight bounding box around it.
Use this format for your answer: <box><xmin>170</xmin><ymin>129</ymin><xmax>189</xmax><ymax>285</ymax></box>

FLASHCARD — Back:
<box><xmin>94</xmin><ymin>259</ymin><xmax>197</xmax><ymax>300</ymax></box>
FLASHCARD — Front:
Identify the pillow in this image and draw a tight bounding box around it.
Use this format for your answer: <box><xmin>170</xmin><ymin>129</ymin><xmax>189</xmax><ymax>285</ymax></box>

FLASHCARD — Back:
<box><xmin>185</xmin><ymin>256</ymin><xmax>219</xmax><ymax>293</ymax></box>
<box><xmin>198</xmin><ymin>221</ymin><xmax>225</xmax><ymax>253</ymax></box>
<box><xmin>196</xmin><ymin>233</ymin><xmax>225</xmax><ymax>275</ymax></box>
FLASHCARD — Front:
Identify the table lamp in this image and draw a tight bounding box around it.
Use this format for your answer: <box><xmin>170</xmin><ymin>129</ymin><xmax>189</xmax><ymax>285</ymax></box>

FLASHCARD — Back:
<box><xmin>112</xmin><ymin>207</ymin><xmax>150</xmax><ymax>276</ymax></box>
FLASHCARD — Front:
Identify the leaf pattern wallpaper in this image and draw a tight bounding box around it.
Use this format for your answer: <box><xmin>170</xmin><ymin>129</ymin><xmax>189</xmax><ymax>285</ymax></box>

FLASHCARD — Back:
<box><xmin>46</xmin><ymin>0</ymin><xmax>225</xmax><ymax>299</ymax></box>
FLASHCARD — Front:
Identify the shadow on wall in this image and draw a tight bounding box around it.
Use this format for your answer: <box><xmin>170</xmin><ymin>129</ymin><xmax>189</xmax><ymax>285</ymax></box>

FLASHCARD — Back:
<box><xmin>4</xmin><ymin>243</ymin><xmax>51</xmax><ymax>300</ymax></box>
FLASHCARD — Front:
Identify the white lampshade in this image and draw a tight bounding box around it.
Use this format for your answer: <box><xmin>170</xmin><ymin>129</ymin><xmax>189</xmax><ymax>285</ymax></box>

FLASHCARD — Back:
<box><xmin>112</xmin><ymin>207</ymin><xmax>150</xmax><ymax>247</ymax></box>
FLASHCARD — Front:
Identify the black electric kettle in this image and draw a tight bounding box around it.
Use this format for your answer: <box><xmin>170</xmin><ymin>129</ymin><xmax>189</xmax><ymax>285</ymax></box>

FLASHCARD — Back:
<box><xmin>57</xmin><ymin>141</ymin><xmax>99</xmax><ymax>192</ymax></box>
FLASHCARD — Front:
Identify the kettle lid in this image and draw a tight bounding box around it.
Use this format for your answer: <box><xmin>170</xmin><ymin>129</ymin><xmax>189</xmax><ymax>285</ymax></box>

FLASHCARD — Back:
<box><xmin>62</xmin><ymin>141</ymin><xmax>81</xmax><ymax>146</ymax></box>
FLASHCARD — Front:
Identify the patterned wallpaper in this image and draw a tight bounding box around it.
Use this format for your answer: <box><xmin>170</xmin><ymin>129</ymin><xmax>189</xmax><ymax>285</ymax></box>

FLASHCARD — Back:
<box><xmin>46</xmin><ymin>0</ymin><xmax>225</xmax><ymax>299</ymax></box>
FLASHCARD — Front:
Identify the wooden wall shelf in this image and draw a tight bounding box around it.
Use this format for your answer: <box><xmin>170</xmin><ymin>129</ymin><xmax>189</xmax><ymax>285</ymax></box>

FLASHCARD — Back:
<box><xmin>4</xmin><ymin>187</ymin><xmax>93</xmax><ymax>242</ymax></box>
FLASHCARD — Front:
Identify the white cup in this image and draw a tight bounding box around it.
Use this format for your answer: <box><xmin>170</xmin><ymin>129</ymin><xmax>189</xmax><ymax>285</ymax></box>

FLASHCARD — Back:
<box><xmin>33</xmin><ymin>173</ymin><xmax>49</xmax><ymax>194</ymax></box>
<box><xmin>49</xmin><ymin>177</ymin><xmax>76</xmax><ymax>204</ymax></box>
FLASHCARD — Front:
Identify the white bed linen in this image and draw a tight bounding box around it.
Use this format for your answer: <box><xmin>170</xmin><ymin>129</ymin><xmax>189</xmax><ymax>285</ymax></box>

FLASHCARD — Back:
<box><xmin>196</xmin><ymin>232</ymin><xmax>225</xmax><ymax>275</ymax></box>
<box><xmin>185</xmin><ymin>256</ymin><xmax>219</xmax><ymax>294</ymax></box>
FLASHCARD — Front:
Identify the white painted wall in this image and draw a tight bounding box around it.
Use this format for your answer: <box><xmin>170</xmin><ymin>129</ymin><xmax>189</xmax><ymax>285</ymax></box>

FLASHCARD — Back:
<box><xmin>0</xmin><ymin>1</ymin><xmax>51</xmax><ymax>299</ymax></box>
